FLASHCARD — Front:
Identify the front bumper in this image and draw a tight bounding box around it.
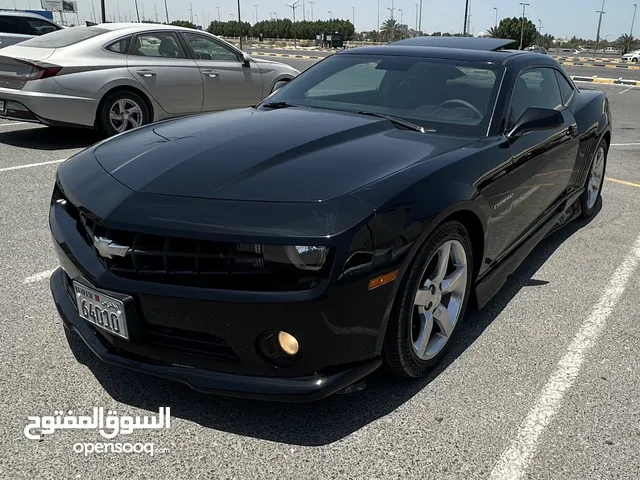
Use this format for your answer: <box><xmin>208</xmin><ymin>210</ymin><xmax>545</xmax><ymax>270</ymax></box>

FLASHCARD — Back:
<box><xmin>51</xmin><ymin>268</ymin><xmax>382</xmax><ymax>402</ymax></box>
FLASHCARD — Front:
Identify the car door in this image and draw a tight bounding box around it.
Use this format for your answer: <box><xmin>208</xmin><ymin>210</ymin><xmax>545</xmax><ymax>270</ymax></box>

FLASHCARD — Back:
<box><xmin>126</xmin><ymin>31</ymin><xmax>204</xmax><ymax>115</ymax></box>
<box><xmin>505</xmin><ymin>66</ymin><xmax>580</xmax><ymax>242</ymax></box>
<box><xmin>180</xmin><ymin>32</ymin><xmax>264</xmax><ymax>111</ymax></box>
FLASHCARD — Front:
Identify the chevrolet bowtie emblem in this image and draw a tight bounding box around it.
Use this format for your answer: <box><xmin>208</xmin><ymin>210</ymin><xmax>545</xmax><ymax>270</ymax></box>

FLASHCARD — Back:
<box><xmin>92</xmin><ymin>236</ymin><xmax>131</xmax><ymax>259</ymax></box>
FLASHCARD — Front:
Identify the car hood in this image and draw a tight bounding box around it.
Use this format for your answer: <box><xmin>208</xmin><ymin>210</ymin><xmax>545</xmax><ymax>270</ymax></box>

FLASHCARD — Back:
<box><xmin>93</xmin><ymin>107</ymin><xmax>475</xmax><ymax>203</ymax></box>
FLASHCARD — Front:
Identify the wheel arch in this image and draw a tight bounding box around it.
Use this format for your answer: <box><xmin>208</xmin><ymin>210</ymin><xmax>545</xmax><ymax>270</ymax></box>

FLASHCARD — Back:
<box><xmin>94</xmin><ymin>85</ymin><xmax>155</xmax><ymax>129</ymax></box>
<box><xmin>374</xmin><ymin>201</ymin><xmax>487</xmax><ymax>355</ymax></box>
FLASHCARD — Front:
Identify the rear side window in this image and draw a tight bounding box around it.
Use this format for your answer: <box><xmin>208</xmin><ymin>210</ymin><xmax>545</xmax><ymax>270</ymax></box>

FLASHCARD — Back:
<box><xmin>555</xmin><ymin>70</ymin><xmax>575</xmax><ymax>105</ymax></box>
<box><xmin>106</xmin><ymin>36</ymin><xmax>132</xmax><ymax>54</ymax></box>
<box><xmin>19</xmin><ymin>26</ymin><xmax>108</xmax><ymax>47</ymax></box>
<box><xmin>25</xmin><ymin>17</ymin><xmax>59</xmax><ymax>35</ymax></box>
<box><xmin>130</xmin><ymin>33</ymin><xmax>186</xmax><ymax>58</ymax></box>
<box><xmin>0</xmin><ymin>16</ymin><xmax>25</xmax><ymax>34</ymax></box>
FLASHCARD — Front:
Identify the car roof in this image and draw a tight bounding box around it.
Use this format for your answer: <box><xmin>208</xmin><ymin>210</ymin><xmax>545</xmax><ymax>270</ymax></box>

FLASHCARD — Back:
<box><xmin>91</xmin><ymin>22</ymin><xmax>196</xmax><ymax>33</ymax></box>
<box><xmin>338</xmin><ymin>38</ymin><xmax>561</xmax><ymax>67</ymax></box>
<box><xmin>391</xmin><ymin>36</ymin><xmax>517</xmax><ymax>51</ymax></box>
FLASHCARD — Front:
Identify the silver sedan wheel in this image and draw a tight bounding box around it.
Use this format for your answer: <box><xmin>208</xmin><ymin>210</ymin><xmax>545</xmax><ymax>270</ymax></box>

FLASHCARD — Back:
<box><xmin>412</xmin><ymin>239</ymin><xmax>468</xmax><ymax>361</ymax></box>
<box><xmin>109</xmin><ymin>98</ymin><xmax>144</xmax><ymax>133</ymax></box>
<box><xmin>586</xmin><ymin>146</ymin><xmax>606</xmax><ymax>210</ymax></box>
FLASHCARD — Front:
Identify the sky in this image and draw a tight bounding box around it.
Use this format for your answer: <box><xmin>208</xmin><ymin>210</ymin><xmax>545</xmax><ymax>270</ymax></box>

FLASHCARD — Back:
<box><xmin>6</xmin><ymin>0</ymin><xmax>638</xmax><ymax>40</ymax></box>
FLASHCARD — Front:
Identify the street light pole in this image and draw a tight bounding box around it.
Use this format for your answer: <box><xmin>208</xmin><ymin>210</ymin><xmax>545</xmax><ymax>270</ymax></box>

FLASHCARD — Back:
<box><xmin>463</xmin><ymin>0</ymin><xmax>469</xmax><ymax>35</ymax></box>
<box><xmin>493</xmin><ymin>7</ymin><xmax>498</xmax><ymax>28</ymax></box>
<box><xmin>415</xmin><ymin>3</ymin><xmax>418</xmax><ymax>32</ymax></box>
<box><xmin>629</xmin><ymin>3</ymin><xmax>638</xmax><ymax>53</ymax></box>
<box><xmin>216</xmin><ymin>6</ymin><xmax>221</xmax><ymax>22</ymax></box>
<box><xmin>163</xmin><ymin>0</ymin><xmax>168</xmax><ymax>23</ymax></box>
<box><xmin>418</xmin><ymin>0</ymin><xmax>422</xmax><ymax>33</ymax></box>
<box><xmin>595</xmin><ymin>0</ymin><xmax>606</xmax><ymax>55</ymax></box>
<box><xmin>254</xmin><ymin>4</ymin><xmax>259</xmax><ymax>22</ymax></box>
<box><xmin>237</xmin><ymin>0</ymin><xmax>243</xmax><ymax>50</ymax></box>
<box><xmin>309</xmin><ymin>1</ymin><xmax>314</xmax><ymax>21</ymax></box>
<box><xmin>519</xmin><ymin>2</ymin><xmax>530</xmax><ymax>49</ymax></box>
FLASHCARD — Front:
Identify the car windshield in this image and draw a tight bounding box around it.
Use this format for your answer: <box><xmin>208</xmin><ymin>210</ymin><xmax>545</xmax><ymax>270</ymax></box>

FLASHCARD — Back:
<box><xmin>19</xmin><ymin>26</ymin><xmax>109</xmax><ymax>48</ymax></box>
<box><xmin>263</xmin><ymin>53</ymin><xmax>504</xmax><ymax>136</ymax></box>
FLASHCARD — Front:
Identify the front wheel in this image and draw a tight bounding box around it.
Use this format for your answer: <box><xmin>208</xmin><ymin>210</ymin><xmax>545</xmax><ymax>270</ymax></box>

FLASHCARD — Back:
<box><xmin>383</xmin><ymin>221</ymin><xmax>474</xmax><ymax>378</ymax></box>
<box><xmin>580</xmin><ymin>138</ymin><xmax>608</xmax><ymax>218</ymax></box>
<box><xmin>97</xmin><ymin>91</ymin><xmax>150</xmax><ymax>137</ymax></box>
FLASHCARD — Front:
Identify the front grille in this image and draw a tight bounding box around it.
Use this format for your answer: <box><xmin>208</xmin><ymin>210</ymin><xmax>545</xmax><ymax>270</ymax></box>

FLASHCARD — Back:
<box><xmin>58</xmin><ymin>196</ymin><xmax>325</xmax><ymax>290</ymax></box>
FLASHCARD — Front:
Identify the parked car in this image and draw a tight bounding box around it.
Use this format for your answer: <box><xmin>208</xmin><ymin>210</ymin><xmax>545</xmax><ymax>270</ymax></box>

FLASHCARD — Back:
<box><xmin>0</xmin><ymin>23</ymin><xmax>299</xmax><ymax>135</ymax></box>
<box><xmin>0</xmin><ymin>10</ymin><xmax>62</xmax><ymax>48</ymax></box>
<box><xmin>621</xmin><ymin>49</ymin><xmax>640</xmax><ymax>63</ymax></box>
<box><xmin>49</xmin><ymin>36</ymin><xmax>611</xmax><ymax>402</ymax></box>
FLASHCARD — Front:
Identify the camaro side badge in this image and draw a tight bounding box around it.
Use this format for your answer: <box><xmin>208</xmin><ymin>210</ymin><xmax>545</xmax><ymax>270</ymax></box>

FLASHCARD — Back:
<box><xmin>493</xmin><ymin>192</ymin><xmax>515</xmax><ymax>210</ymax></box>
<box><xmin>92</xmin><ymin>236</ymin><xmax>131</xmax><ymax>259</ymax></box>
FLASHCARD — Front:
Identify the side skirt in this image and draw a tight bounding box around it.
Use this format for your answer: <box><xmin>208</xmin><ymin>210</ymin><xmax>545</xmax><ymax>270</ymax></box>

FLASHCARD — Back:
<box><xmin>472</xmin><ymin>188</ymin><xmax>584</xmax><ymax>310</ymax></box>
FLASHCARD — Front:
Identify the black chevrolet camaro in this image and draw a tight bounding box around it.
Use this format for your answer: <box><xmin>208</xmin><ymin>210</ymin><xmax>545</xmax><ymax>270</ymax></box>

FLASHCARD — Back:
<box><xmin>49</xmin><ymin>37</ymin><xmax>612</xmax><ymax>402</ymax></box>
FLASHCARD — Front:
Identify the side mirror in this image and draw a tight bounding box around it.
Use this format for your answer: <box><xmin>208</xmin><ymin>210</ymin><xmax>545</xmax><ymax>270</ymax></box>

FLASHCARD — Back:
<box><xmin>241</xmin><ymin>53</ymin><xmax>251</xmax><ymax>67</ymax></box>
<box><xmin>507</xmin><ymin>107</ymin><xmax>564</xmax><ymax>141</ymax></box>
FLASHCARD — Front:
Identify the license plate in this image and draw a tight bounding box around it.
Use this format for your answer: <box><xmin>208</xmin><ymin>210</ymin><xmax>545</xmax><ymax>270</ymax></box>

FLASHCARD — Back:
<box><xmin>73</xmin><ymin>282</ymin><xmax>129</xmax><ymax>340</ymax></box>
<box><xmin>0</xmin><ymin>100</ymin><xmax>4</xmax><ymax>114</ymax></box>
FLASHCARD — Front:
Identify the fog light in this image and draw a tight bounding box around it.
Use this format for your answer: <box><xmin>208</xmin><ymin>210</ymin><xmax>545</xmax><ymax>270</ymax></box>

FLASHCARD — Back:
<box><xmin>278</xmin><ymin>331</ymin><xmax>299</xmax><ymax>355</ymax></box>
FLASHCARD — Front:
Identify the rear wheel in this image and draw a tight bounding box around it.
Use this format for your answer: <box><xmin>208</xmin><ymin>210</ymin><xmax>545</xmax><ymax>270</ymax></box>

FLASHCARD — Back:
<box><xmin>580</xmin><ymin>138</ymin><xmax>608</xmax><ymax>218</ymax></box>
<box><xmin>383</xmin><ymin>221</ymin><xmax>474</xmax><ymax>378</ymax></box>
<box><xmin>97</xmin><ymin>91</ymin><xmax>150</xmax><ymax>137</ymax></box>
<box><xmin>632</xmin><ymin>58</ymin><xmax>639</xmax><ymax>63</ymax></box>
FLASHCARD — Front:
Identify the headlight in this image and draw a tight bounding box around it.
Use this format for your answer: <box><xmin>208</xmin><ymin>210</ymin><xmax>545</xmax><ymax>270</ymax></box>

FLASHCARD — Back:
<box><xmin>263</xmin><ymin>245</ymin><xmax>330</xmax><ymax>271</ymax></box>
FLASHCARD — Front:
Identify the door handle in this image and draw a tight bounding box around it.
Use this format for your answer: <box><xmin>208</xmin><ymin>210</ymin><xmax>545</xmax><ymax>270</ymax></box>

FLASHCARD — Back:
<box><xmin>136</xmin><ymin>71</ymin><xmax>156</xmax><ymax>78</ymax></box>
<box><xmin>202</xmin><ymin>70</ymin><xmax>219</xmax><ymax>78</ymax></box>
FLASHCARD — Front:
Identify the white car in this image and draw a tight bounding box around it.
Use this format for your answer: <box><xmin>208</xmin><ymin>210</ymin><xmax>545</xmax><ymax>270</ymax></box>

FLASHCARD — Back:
<box><xmin>621</xmin><ymin>50</ymin><xmax>640</xmax><ymax>63</ymax></box>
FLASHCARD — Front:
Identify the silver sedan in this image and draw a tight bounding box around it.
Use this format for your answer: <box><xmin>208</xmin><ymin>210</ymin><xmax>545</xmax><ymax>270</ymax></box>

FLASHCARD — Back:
<box><xmin>0</xmin><ymin>23</ymin><xmax>300</xmax><ymax>135</ymax></box>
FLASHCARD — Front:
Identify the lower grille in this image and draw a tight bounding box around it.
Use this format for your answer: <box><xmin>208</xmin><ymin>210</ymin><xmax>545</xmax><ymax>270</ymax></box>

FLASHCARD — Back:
<box><xmin>141</xmin><ymin>324</ymin><xmax>240</xmax><ymax>362</ymax></box>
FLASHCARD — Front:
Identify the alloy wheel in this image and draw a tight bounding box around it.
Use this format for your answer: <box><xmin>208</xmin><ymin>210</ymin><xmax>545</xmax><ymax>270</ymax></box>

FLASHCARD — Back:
<box><xmin>109</xmin><ymin>98</ymin><xmax>144</xmax><ymax>133</ymax></box>
<box><xmin>411</xmin><ymin>239</ymin><xmax>468</xmax><ymax>361</ymax></box>
<box><xmin>586</xmin><ymin>145</ymin><xmax>606</xmax><ymax>210</ymax></box>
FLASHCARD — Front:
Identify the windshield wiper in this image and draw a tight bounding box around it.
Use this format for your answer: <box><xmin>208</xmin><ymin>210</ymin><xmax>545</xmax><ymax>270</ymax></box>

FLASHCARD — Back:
<box><xmin>353</xmin><ymin>111</ymin><xmax>428</xmax><ymax>133</ymax></box>
<box><xmin>261</xmin><ymin>101</ymin><xmax>297</xmax><ymax>109</ymax></box>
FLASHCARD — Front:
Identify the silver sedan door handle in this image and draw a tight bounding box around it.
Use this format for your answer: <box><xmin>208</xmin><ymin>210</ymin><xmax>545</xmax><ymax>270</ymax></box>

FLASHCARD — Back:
<box><xmin>202</xmin><ymin>70</ymin><xmax>219</xmax><ymax>78</ymax></box>
<box><xmin>136</xmin><ymin>71</ymin><xmax>156</xmax><ymax>78</ymax></box>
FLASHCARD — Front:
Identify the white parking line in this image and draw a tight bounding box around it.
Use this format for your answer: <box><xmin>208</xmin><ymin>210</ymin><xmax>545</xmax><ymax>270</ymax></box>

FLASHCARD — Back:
<box><xmin>488</xmin><ymin>234</ymin><xmax>640</xmax><ymax>480</ymax></box>
<box><xmin>611</xmin><ymin>143</ymin><xmax>640</xmax><ymax>146</ymax></box>
<box><xmin>23</xmin><ymin>269</ymin><xmax>56</xmax><ymax>285</ymax></box>
<box><xmin>619</xmin><ymin>86</ymin><xmax>635</xmax><ymax>94</ymax></box>
<box><xmin>0</xmin><ymin>122</ymin><xmax>28</xmax><ymax>128</ymax></box>
<box><xmin>0</xmin><ymin>158</ymin><xmax>66</xmax><ymax>173</ymax></box>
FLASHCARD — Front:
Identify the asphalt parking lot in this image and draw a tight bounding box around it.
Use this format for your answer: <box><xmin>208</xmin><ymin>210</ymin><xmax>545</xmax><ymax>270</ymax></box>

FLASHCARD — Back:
<box><xmin>1</xmin><ymin>78</ymin><xmax>640</xmax><ymax>478</ymax></box>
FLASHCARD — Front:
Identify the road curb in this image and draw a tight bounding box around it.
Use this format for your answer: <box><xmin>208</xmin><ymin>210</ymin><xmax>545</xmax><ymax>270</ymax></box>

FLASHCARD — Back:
<box><xmin>570</xmin><ymin>76</ymin><xmax>640</xmax><ymax>86</ymax></box>
<box><xmin>251</xmin><ymin>51</ymin><xmax>329</xmax><ymax>60</ymax></box>
<box><xmin>559</xmin><ymin>62</ymin><xmax>640</xmax><ymax>70</ymax></box>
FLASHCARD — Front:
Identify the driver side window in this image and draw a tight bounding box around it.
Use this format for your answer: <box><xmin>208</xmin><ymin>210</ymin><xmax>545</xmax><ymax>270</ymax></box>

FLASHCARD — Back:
<box><xmin>509</xmin><ymin>67</ymin><xmax>563</xmax><ymax>127</ymax></box>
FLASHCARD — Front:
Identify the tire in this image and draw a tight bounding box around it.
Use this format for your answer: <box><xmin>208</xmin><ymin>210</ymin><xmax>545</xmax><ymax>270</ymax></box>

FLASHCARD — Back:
<box><xmin>97</xmin><ymin>90</ymin><xmax>151</xmax><ymax>137</ymax></box>
<box><xmin>632</xmin><ymin>58</ymin><xmax>638</xmax><ymax>63</ymax></box>
<box><xmin>383</xmin><ymin>220</ymin><xmax>474</xmax><ymax>378</ymax></box>
<box><xmin>580</xmin><ymin>137</ymin><xmax>608</xmax><ymax>219</ymax></box>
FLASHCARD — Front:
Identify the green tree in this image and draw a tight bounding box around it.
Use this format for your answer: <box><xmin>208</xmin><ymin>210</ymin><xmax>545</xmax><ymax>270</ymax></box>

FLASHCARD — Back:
<box><xmin>616</xmin><ymin>34</ymin><xmax>639</xmax><ymax>54</ymax></box>
<box><xmin>170</xmin><ymin>20</ymin><xmax>196</xmax><ymax>29</ymax></box>
<box><xmin>495</xmin><ymin>16</ymin><xmax>538</xmax><ymax>49</ymax></box>
<box><xmin>380</xmin><ymin>19</ymin><xmax>401</xmax><ymax>42</ymax></box>
<box><xmin>485</xmin><ymin>26</ymin><xmax>499</xmax><ymax>38</ymax></box>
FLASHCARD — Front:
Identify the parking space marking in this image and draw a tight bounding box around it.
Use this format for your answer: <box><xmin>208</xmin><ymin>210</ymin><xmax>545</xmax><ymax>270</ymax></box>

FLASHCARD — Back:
<box><xmin>619</xmin><ymin>86</ymin><xmax>635</xmax><ymax>94</ymax></box>
<box><xmin>23</xmin><ymin>269</ymin><xmax>56</xmax><ymax>285</ymax></box>
<box><xmin>0</xmin><ymin>159</ymin><xmax>65</xmax><ymax>173</ymax></box>
<box><xmin>606</xmin><ymin>177</ymin><xmax>640</xmax><ymax>188</ymax></box>
<box><xmin>0</xmin><ymin>122</ymin><xmax>28</xmax><ymax>128</ymax></box>
<box><xmin>611</xmin><ymin>142</ymin><xmax>640</xmax><ymax>146</ymax></box>
<box><xmin>489</xmin><ymin>233</ymin><xmax>640</xmax><ymax>480</ymax></box>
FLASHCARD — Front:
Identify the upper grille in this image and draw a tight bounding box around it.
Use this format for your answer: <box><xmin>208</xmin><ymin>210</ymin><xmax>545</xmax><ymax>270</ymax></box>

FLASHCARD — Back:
<box><xmin>62</xmin><ymin>201</ymin><xmax>324</xmax><ymax>291</ymax></box>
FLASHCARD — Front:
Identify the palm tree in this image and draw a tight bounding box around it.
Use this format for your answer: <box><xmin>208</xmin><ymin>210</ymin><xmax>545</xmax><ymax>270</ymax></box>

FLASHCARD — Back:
<box><xmin>380</xmin><ymin>19</ymin><xmax>402</xmax><ymax>42</ymax></box>
<box><xmin>616</xmin><ymin>34</ymin><xmax>639</xmax><ymax>54</ymax></box>
<box><xmin>486</xmin><ymin>26</ymin><xmax>500</xmax><ymax>38</ymax></box>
